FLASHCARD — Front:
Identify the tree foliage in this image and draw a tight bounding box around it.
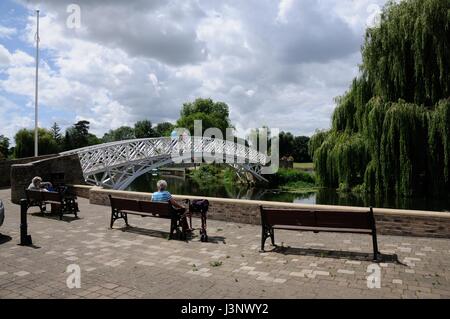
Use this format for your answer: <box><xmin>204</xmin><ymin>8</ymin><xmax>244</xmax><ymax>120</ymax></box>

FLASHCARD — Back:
<box><xmin>102</xmin><ymin>126</ymin><xmax>135</xmax><ymax>143</ymax></box>
<box><xmin>154</xmin><ymin>122</ymin><xmax>175</xmax><ymax>137</ymax></box>
<box><xmin>64</xmin><ymin>120</ymin><xmax>99</xmax><ymax>150</ymax></box>
<box><xmin>0</xmin><ymin>135</ymin><xmax>10</xmax><ymax>160</ymax></box>
<box><xmin>279</xmin><ymin>132</ymin><xmax>312</xmax><ymax>163</ymax></box>
<box><xmin>14</xmin><ymin>128</ymin><xmax>59</xmax><ymax>158</ymax></box>
<box><xmin>310</xmin><ymin>0</ymin><xmax>450</xmax><ymax>197</ymax></box>
<box><xmin>134</xmin><ymin>120</ymin><xmax>156</xmax><ymax>138</ymax></box>
<box><xmin>176</xmin><ymin>98</ymin><xmax>233</xmax><ymax>136</ymax></box>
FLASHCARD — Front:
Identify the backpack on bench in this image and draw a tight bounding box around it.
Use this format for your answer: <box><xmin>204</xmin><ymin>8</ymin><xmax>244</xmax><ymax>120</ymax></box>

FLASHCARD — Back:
<box><xmin>189</xmin><ymin>199</ymin><xmax>209</xmax><ymax>242</ymax></box>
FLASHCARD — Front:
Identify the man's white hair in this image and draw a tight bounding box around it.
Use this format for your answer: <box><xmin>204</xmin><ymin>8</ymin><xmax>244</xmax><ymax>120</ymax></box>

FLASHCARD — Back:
<box><xmin>157</xmin><ymin>180</ymin><xmax>168</xmax><ymax>190</ymax></box>
<box><xmin>32</xmin><ymin>176</ymin><xmax>42</xmax><ymax>185</ymax></box>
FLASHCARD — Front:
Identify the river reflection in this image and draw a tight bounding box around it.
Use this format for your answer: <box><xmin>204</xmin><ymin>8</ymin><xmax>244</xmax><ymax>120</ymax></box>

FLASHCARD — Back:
<box><xmin>127</xmin><ymin>172</ymin><xmax>450</xmax><ymax>212</ymax></box>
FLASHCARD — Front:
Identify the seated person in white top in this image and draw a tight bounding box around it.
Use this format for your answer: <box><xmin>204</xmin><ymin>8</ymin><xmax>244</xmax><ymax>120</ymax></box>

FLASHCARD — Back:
<box><xmin>27</xmin><ymin>176</ymin><xmax>53</xmax><ymax>192</ymax></box>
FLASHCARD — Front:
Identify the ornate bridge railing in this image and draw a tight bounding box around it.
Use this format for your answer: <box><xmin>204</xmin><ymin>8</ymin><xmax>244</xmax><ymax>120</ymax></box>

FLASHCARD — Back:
<box><xmin>60</xmin><ymin>137</ymin><xmax>269</xmax><ymax>190</ymax></box>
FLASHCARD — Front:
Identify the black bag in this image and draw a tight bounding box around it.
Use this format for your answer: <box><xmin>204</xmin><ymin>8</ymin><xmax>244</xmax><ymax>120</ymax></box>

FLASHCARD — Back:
<box><xmin>190</xmin><ymin>199</ymin><xmax>209</xmax><ymax>213</ymax></box>
<box><xmin>189</xmin><ymin>199</ymin><xmax>209</xmax><ymax>242</ymax></box>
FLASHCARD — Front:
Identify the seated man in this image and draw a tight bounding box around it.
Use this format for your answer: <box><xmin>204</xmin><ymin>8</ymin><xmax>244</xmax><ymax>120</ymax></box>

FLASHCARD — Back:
<box><xmin>152</xmin><ymin>179</ymin><xmax>189</xmax><ymax>232</ymax></box>
<box><xmin>28</xmin><ymin>176</ymin><xmax>53</xmax><ymax>192</ymax></box>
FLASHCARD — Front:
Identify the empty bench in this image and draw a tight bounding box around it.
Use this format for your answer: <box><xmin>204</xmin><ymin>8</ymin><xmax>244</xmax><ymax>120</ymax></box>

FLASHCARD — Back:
<box><xmin>109</xmin><ymin>195</ymin><xmax>187</xmax><ymax>240</ymax></box>
<box><xmin>260</xmin><ymin>206</ymin><xmax>380</xmax><ymax>260</ymax></box>
<box><xmin>25</xmin><ymin>189</ymin><xmax>79</xmax><ymax>220</ymax></box>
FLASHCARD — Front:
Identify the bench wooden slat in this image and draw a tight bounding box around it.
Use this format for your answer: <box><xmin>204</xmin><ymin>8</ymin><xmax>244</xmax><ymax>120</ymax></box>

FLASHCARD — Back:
<box><xmin>139</xmin><ymin>201</ymin><xmax>172</xmax><ymax>218</ymax></box>
<box><xmin>315</xmin><ymin>211</ymin><xmax>372</xmax><ymax>230</ymax></box>
<box><xmin>26</xmin><ymin>190</ymin><xmax>44</xmax><ymax>201</ymax></box>
<box><xmin>260</xmin><ymin>205</ymin><xmax>380</xmax><ymax>260</ymax></box>
<box><xmin>262</xmin><ymin>209</ymin><xmax>372</xmax><ymax>230</ymax></box>
<box><xmin>263</xmin><ymin>210</ymin><xmax>315</xmax><ymax>227</ymax></box>
<box><xmin>43</xmin><ymin>191</ymin><xmax>62</xmax><ymax>202</ymax></box>
<box><xmin>109</xmin><ymin>197</ymin><xmax>140</xmax><ymax>212</ymax></box>
<box><xmin>272</xmin><ymin>225</ymin><xmax>373</xmax><ymax>234</ymax></box>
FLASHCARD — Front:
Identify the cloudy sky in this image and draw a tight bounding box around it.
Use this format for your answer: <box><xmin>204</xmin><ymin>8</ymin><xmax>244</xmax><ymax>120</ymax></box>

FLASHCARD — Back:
<box><xmin>0</xmin><ymin>0</ymin><xmax>388</xmax><ymax>141</ymax></box>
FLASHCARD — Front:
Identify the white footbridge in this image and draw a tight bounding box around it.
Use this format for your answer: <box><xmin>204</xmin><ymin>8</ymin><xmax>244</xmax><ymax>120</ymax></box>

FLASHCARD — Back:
<box><xmin>60</xmin><ymin>137</ymin><xmax>269</xmax><ymax>190</ymax></box>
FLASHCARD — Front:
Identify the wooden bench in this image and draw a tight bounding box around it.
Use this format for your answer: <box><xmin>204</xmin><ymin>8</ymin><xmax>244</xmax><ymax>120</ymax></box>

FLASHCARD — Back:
<box><xmin>25</xmin><ymin>189</ymin><xmax>79</xmax><ymax>220</ymax></box>
<box><xmin>109</xmin><ymin>195</ymin><xmax>187</xmax><ymax>240</ymax></box>
<box><xmin>260</xmin><ymin>206</ymin><xmax>380</xmax><ymax>260</ymax></box>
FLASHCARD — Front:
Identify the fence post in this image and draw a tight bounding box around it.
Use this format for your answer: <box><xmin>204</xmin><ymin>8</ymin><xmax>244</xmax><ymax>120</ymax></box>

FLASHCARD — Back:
<box><xmin>19</xmin><ymin>199</ymin><xmax>32</xmax><ymax>246</ymax></box>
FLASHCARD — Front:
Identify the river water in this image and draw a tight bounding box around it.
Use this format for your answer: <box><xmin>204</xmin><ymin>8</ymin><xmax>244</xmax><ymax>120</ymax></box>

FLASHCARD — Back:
<box><xmin>127</xmin><ymin>171</ymin><xmax>450</xmax><ymax>212</ymax></box>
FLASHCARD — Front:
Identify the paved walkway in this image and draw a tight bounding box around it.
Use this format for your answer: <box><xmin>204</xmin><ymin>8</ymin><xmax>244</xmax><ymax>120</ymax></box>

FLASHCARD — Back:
<box><xmin>1</xmin><ymin>188</ymin><xmax>450</xmax><ymax>299</ymax></box>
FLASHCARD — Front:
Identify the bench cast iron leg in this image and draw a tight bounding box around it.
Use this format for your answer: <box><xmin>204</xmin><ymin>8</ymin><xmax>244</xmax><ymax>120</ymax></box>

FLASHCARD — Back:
<box><xmin>169</xmin><ymin>218</ymin><xmax>176</xmax><ymax>239</ymax></box>
<box><xmin>260</xmin><ymin>225</ymin><xmax>272</xmax><ymax>251</ymax></box>
<box><xmin>109</xmin><ymin>209</ymin><xmax>115</xmax><ymax>228</ymax></box>
<box><xmin>110</xmin><ymin>210</ymin><xmax>128</xmax><ymax>228</ymax></box>
<box><xmin>372</xmin><ymin>232</ymin><xmax>380</xmax><ymax>261</ymax></box>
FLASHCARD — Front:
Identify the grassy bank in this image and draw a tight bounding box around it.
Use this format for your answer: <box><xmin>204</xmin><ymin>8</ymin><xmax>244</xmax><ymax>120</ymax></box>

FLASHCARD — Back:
<box><xmin>187</xmin><ymin>165</ymin><xmax>238</xmax><ymax>188</ymax></box>
<box><xmin>267</xmin><ymin>168</ymin><xmax>318</xmax><ymax>193</ymax></box>
<box><xmin>188</xmin><ymin>165</ymin><xmax>318</xmax><ymax>194</ymax></box>
<box><xmin>293</xmin><ymin>162</ymin><xmax>314</xmax><ymax>171</ymax></box>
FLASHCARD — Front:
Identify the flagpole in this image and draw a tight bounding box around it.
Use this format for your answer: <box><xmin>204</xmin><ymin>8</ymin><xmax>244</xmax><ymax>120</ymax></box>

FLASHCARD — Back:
<box><xmin>34</xmin><ymin>9</ymin><xmax>40</xmax><ymax>157</ymax></box>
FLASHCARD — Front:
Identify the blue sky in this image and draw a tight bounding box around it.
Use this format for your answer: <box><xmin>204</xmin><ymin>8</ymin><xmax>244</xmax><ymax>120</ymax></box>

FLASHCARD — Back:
<box><xmin>0</xmin><ymin>0</ymin><xmax>388</xmax><ymax>143</ymax></box>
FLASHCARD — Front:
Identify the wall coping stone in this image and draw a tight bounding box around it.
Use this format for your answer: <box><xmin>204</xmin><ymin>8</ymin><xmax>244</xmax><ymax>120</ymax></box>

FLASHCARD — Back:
<box><xmin>73</xmin><ymin>185</ymin><xmax>450</xmax><ymax>219</ymax></box>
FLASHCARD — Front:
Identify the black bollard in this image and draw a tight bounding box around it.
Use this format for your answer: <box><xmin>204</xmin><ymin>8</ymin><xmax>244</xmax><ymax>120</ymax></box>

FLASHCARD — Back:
<box><xmin>19</xmin><ymin>199</ymin><xmax>32</xmax><ymax>246</ymax></box>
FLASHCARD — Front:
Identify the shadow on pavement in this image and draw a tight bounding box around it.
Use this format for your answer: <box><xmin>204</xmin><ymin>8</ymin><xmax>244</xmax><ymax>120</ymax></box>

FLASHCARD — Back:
<box><xmin>269</xmin><ymin>245</ymin><xmax>405</xmax><ymax>265</ymax></box>
<box><xmin>120</xmin><ymin>225</ymin><xmax>170</xmax><ymax>239</ymax></box>
<box><xmin>30</xmin><ymin>212</ymin><xmax>81</xmax><ymax>223</ymax></box>
<box><xmin>0</xmin><ymin>233</ymin><xmax>12</xmax><ymax>245</ymax></box>
<box><xmin>119</xmin><ymin>225</ymin><xmax>227</xmax><ymax>244</ymax></box>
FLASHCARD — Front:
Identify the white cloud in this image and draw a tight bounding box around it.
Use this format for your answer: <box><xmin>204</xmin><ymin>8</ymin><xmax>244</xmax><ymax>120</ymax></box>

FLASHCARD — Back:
<box><xmin>276</xmin><ymin>0</ymin><xmax>294</xmax><ymax>24</ymax></box>
<box><xmin>1</xmin><ymin>0</ymin><xmax>390</xmax><ymax>141</ymax></box>
<box><xmin>0</xmin><ymin>25</ymin><xmax>17</xmax><ymax>38</ymax></box>
<box><xmin>0</xmin><ymin>44</ymin><xmax>11</xmax><ymax>67</ymax></box>
<box><xmin>0</xmin><ymin>96</ymin><xmax>34</xmax><ymax>140</ymax></box>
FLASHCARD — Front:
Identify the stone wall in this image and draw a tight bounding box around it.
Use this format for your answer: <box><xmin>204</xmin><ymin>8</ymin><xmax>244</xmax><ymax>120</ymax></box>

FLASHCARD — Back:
<box><xmin>72</xmin><ymin>185</ymin><xmax>450</xmax><ymax>239</ymax></box>
<box><xmin>10</xmin><ymin>155</ymin><xmax>85</xmax><ymax>204</ymax></box>
<box><xmin>70</xmin><ymin>184</ymin><xmax>92</xmax><ymax>199</ymax></box>
<box><xmin>0</xmin><ymin>154</ymin><xmax>55</xmax><ymax>187</ymax></box>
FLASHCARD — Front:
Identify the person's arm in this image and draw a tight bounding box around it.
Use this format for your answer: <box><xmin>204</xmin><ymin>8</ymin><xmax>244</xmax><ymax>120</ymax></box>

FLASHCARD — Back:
<box><xmin>169</xmin><ymin>198</ymin><xmax>184</xmax><ymax>209</ymax></box>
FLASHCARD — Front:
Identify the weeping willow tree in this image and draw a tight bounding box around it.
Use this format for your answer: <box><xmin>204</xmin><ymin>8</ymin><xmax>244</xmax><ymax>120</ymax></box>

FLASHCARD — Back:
<box><xmin>310</xmin><ymin>0</ymin><xmax>450</xmax><ymax>197</ymax></box>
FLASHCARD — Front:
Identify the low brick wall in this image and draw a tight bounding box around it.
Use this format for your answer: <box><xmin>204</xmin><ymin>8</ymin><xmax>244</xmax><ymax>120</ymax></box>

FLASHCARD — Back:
<box><xmin>0</xmin><ymin>154</ymin><xmax>55</xmax><ymax>187</ymax></box>
<box><xmin>73</xmin><ymin>185</ymin><xmax>450</xmax><ymax>239</ymax></box>
<box><xmin>70</xmin><ymin>184</ymin><xmax>92</xmax><ymax>199</ymax></box>
<box><xmin>10</xmin><ymin>155</ymin><xmax>85</xmax><ymax>204</ymax></box>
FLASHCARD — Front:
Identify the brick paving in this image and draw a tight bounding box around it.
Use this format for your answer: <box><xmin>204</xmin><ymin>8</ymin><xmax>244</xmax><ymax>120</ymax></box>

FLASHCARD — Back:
<box><xmin>1</xmin><ymin>188</ymin><xmax>450</xmax><ymax>299</ymax></box>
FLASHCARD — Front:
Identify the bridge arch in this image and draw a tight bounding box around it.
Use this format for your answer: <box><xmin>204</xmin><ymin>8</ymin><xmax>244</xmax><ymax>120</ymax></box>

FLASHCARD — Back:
<box><xmin>60</xmin><ymin>137</ymin><xmax>269</xmax><ymax>190</ymax></box>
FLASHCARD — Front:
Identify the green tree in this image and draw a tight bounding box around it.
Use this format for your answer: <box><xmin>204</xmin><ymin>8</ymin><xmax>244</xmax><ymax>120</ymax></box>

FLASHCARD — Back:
<box><xmin>134</xmin><ymin>120</ymin><xmax>156</xmax><ymax>138</ymax></box>
<box><xmin>50</xmin><ymin>122</ymin><xmax>63</xmax><ymax>152</ymax></box>
<box><xmin>64</xmin><ymin>120</ymin><xmax>93</xmax><ymax>150</ymax></box>
<box><xmin>310</xmin><ymin>0</ymin><xmax>450</xmax><ymax>197</ymax></box>
<box><xmin>0</xmin><ymin>135</ymin><xmax>10</xmax><ymax>160</ymax></box>
<box><xmin>50</xmin><ymin>122</ymin><xmax>62</xmax><ymax>141</ymax></box>
<box><xmin>279</xmin><ymin>131</ymin><xmax>295</xmax><ymax>158</ymax></box>
<box><xmin>176</xmin><ymin>98</ymin><xmax>233</xmax><ymax>136</ymax></box>
<box><xmin>87</xmin><ymin>133</ymin><xmax>102</xmax><ymax>146</ymax></box>
<box><xmin>278</xmin><ymin>132</ymin><xmax>312</xmax><ymax>163</ymax></box>
<box><xmin>154</xmin><ymin>122</ymin><xmax>175</xmax><ymax>137</ymax></box>
<box><xmin>102</xmin><ymin>126</ymin><xmax>135</xmax><ymax>143</ymax></box>
<box><xmin>293</xmin><ymin>136</ymin><xmax>312</xmax><ymax>163</ymax></box>
<box><xmin>14</xmin><ymin>128</ymin><xmax>58</xmax><ymax>158</ymax></box>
